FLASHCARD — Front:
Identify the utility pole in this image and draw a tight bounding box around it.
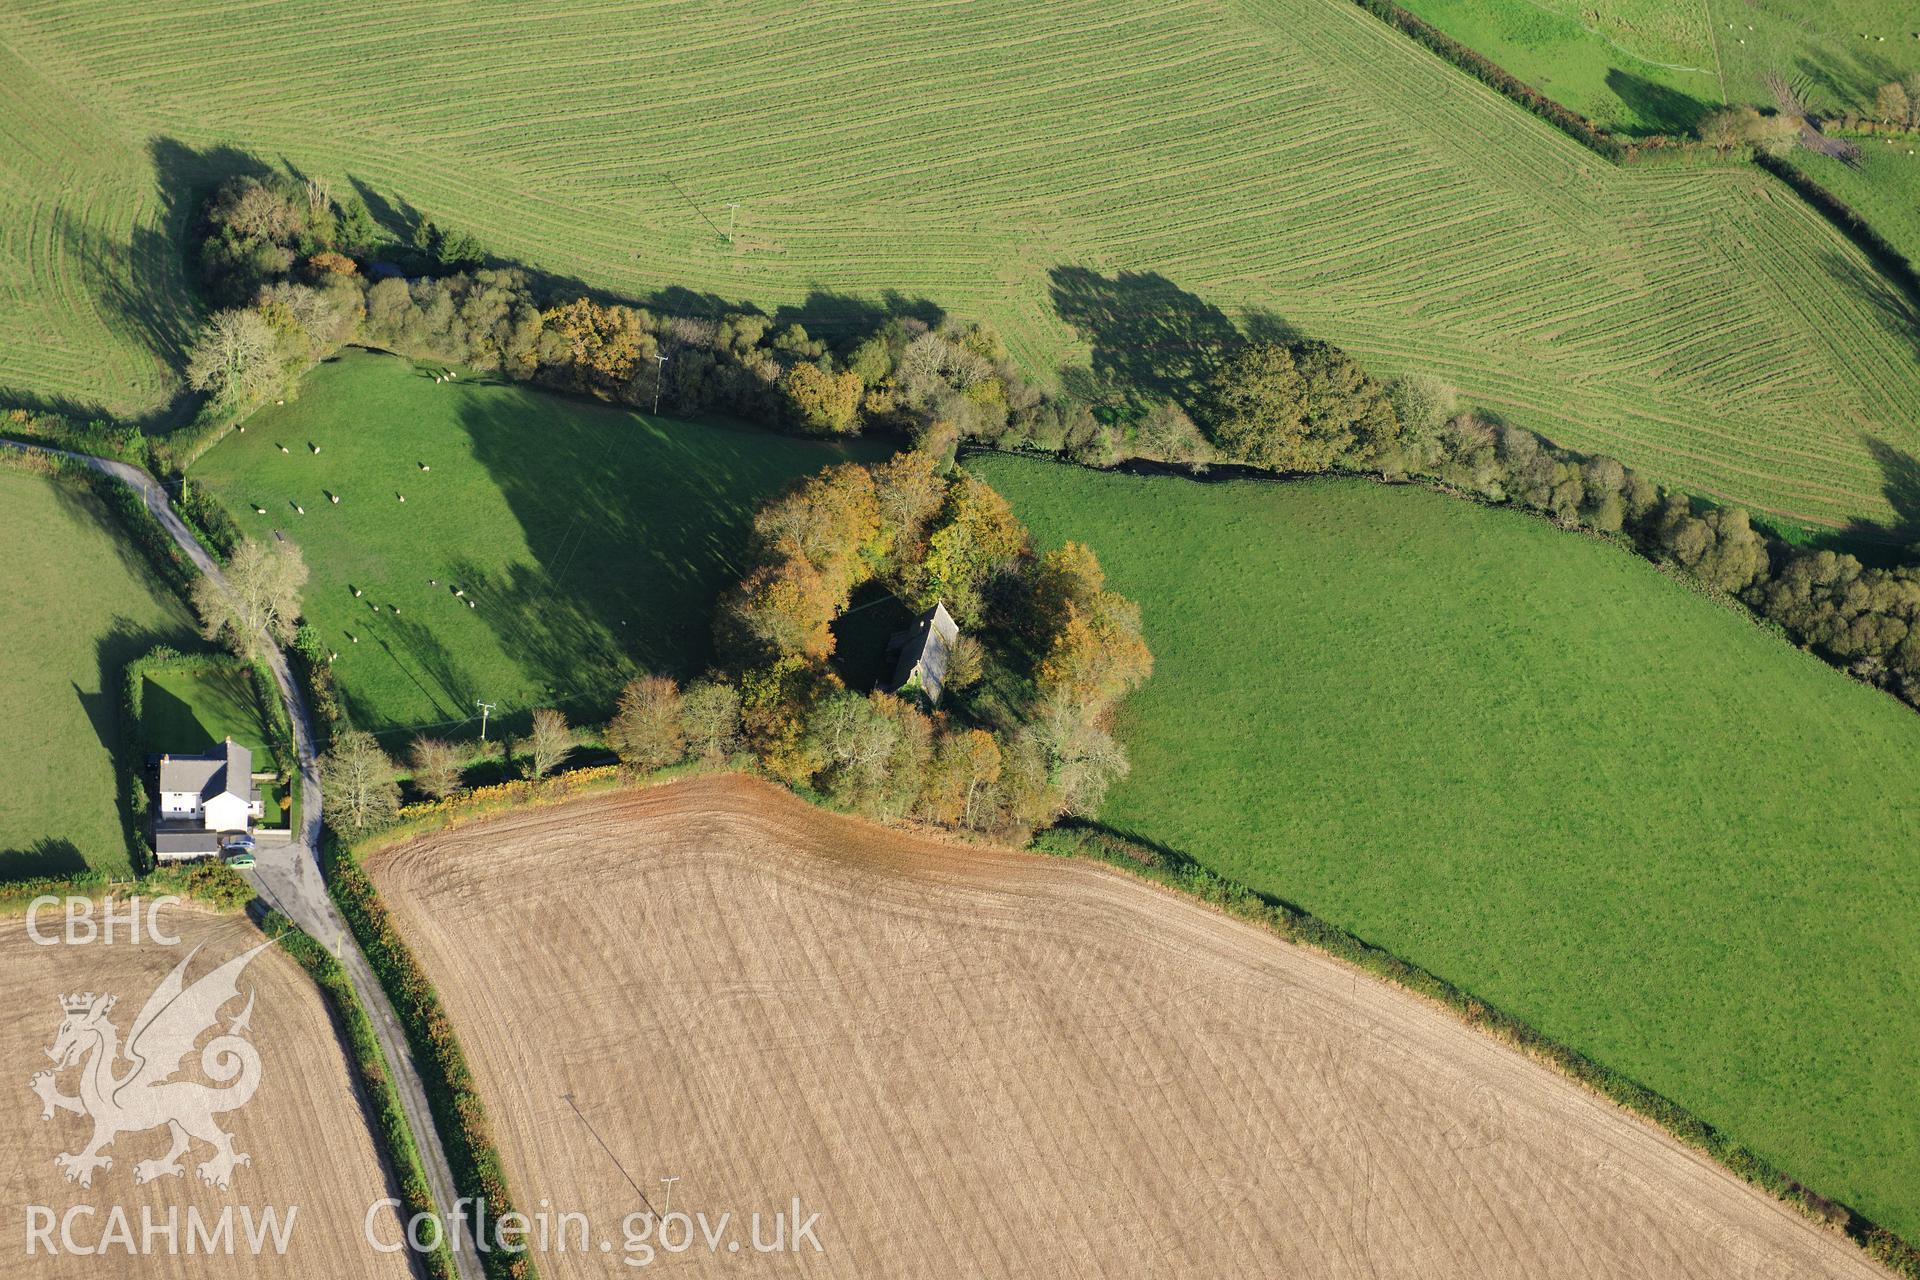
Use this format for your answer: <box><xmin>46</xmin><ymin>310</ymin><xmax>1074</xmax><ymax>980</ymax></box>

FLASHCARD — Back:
<box><xmin>652</xmin><ymin>354</ymin><xmax>669</xmax><ymax>415</ymax></box>
<box><xmin>725</xmin><ymin>202</ymin><xmax>739</xmax><ymax>245</ymax></box>
<box><xmin>475</xmin><ymin>699</ymin><xmax>497</xmax><ymax>741</ymax></box>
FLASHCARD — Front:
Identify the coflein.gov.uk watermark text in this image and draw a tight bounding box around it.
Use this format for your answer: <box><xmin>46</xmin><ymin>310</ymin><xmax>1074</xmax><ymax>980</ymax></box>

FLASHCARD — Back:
<box><xmin>366</xmin><ymin>1196</ymin><xmax>826</xmax><ymax>1268</ymax></box>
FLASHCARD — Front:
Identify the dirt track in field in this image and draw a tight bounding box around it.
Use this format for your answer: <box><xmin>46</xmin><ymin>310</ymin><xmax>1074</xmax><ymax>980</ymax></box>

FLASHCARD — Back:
<box><xmin>369</xmin><ymin>775</ymin><xmax>1885</xmax><ymax>1278</ymax></box>
<box><xmin>0</xmin><ymin>907</ymin><xmax>412</xmax><ymax>1277</ymax></box>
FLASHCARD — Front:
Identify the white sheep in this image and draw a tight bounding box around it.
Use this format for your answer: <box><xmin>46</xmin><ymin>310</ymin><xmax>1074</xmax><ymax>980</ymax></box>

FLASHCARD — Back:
<box><xmin>398</xmin><ymin>494</ymin><xmax>406</xmax><ymax>503</ymax></box>
<box><xmin>420</xmin><ymin>462</ymin><xmax>431</xmax><ymax>471</ymax></box>
<box><xmin>468</xmin><ymin>599</ymin><xmax>476</xmax><ymax>609</ymax></box>
<box><xmin>353</xmin><ymin>587</ymin><xmax>362</xmax><ymax>597</ymax></box>
<box><xmin>453</xmin><ymin>587</ymin><xmax>464</xmax><ymax>597</ymax></box>
<box><xmin>310</xmin><ymin>444</ymin><xmax>320</xmax><ymax>454</ymax></box>
<box><xmin>329</xmin><ymin>493</ymin><xmax>340</xmax><ymax>504</ymax></box>
<box><xmin>280</xmin><ymin>445</ymin><xmax>291</xmax><ymax>454</ymax></box>
<box><xmin>254</xmin><ymin>506</ymin><xmax>267</xmax><ymax>515</ymax></box>
<box><xmin>294</xmin><ymin>504</ymin><xmax>305</xmax><ymax>514</ymax></box>
<box><xmin>350</xmin><ymin>634</ymin><xmax>358</xmax><ymax>643</ymax></box>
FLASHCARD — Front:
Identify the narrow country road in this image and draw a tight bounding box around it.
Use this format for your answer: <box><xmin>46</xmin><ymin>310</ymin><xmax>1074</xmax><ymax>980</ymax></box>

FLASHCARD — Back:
<box><xmin>4</xmin><ymin>439</ymin><xmax>487</xmax><ymax>1280</ymax></box>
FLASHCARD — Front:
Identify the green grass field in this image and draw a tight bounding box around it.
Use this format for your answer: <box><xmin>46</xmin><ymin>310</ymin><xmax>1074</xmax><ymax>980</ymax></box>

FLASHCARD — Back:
<box><xmin>0</xmin><ymin>470</ymin><xmax>200</xmax><ymax>878</ymax></box>
<box><xmin>974</xmin><ymin>453</ymin><xmax>1920</xmax><ymax>1239</ymax></box>
<box><xmin>1397</xmin><ymin>0</ymin><xmax>1724</xmax><ymax>133</ymax></box>
<box><xmin>140</xmin><ymin>664</ymin><xmax>285</xmax><ymax>825</ymax></box>
<box><xmin>189</xmin><ymin>349</ymin><xmax>888</xmax><ymax>739</ymax></box>
<box><xmin>1793</xmin><ymin>144</ymin><xmax>1920</xmax><ymax>271</ymax></box>
<box><xmin>2</xmin><ymin>0</ymin><xmax>1918</xmax><ymax>530</ymax></box>
<box><xmin>1401</xmin><ymin>0</ymin><xmax>1920</xmax><ymax>128</ymax></box>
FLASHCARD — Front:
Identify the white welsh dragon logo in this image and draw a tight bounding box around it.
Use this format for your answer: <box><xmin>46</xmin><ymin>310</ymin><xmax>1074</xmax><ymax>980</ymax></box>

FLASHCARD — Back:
<box><xmin>28</xmin><ymin>942</ymin><xmax>269</xmax><ymax>1190</ymax></box>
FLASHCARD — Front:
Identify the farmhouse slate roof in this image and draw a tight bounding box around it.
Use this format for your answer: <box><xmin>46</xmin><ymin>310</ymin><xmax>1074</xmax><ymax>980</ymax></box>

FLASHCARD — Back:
<box><xmin>158</xmin><ymin>738</ymin><xmax>252</xmax><ymax>803</ymax></box>
<box><xmin>885</xmin><ymin>602</ymin><xmax>960</xmax><ymax>705</ymax></box>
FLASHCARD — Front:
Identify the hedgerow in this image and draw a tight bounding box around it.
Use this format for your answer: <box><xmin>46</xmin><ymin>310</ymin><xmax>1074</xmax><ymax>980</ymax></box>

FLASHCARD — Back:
<box><xmin>262</xmin><ymin>908</ymin><xmax>456</xmax><ymax>1280</ymax></box>
<box><xmin>325</xmin><ymin>834</ymin><xmax>536</xmax><ymax>1280</ymax></box>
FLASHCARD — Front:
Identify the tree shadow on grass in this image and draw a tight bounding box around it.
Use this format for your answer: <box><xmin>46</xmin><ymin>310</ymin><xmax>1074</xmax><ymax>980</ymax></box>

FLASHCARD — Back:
<box><xmin>31</xmin><ymin>138</ymin><xmax>278</xmax><ymax>430</ymax></box>
<box><xmin>1047</xmin><ymin>267</ymin><xmax>1245</xmax><ymax>410</ymax></box>
<box><xmin>0</xmin><ymin>838</ymin><xmax>89</xmax><ymax>883</ymax></box>
<box><xmin>1604</xmin><ymin>69</ymin><xmax>1711</xmax><ymax>136</ymax></box>
<box><xmin>450</xmin><ymin>391</ymin><xmax>887</xmax><ymax>729</ymax></box>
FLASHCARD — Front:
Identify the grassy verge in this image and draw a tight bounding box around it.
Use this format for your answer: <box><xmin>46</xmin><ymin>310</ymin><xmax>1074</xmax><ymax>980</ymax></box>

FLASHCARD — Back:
<box><xmin>261</xmin><ymin>907</ymin><xmax>456</xmax><ymax>1280</ymax></box>
<box><xmin>0</xmin><ymin>860</ymin><xmax>254</xmax><ymax>916</ymax></box>
<box><xmin>1034</xmin><ymin>823</ymin><xmax>1920</xmax><ymax>1276</ymax></box>
<box><xmin>326</xmin><ymin>835</ymin><xmax>538</xmax><ymax>1280</ymax></box>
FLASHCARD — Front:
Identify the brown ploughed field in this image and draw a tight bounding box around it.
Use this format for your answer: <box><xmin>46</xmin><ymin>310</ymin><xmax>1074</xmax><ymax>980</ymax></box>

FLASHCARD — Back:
<box><xmin>368</xmin><ymin>775</ymin><xmax>1882</xmax><ymax>1278</ymax></box>
<box><xmin>0</xmin><ymin>906</ymin><xmax>412</xmax><ymax>1278</ymax></box>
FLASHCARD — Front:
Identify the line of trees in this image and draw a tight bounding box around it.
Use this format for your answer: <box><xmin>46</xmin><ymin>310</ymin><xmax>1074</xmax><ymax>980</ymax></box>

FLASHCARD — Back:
<box><xmin>179</xmin><ymin>171</ymin><xmax>1920</xmax><ymax>723</ymax></box>
<box><xmin>1188</xmin><ymin>350</ymin><xmax>1920</xmax><ymax>709</ymax></box>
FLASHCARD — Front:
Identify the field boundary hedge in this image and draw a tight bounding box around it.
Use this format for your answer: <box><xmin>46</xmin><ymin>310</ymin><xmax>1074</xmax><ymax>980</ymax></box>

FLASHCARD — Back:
<box><xmin>1757</xmin><ymin>152</ymin><xmax>1920</xmax><ymax>293</ymax></box>
<box><xmin>0</xmin><ymin>859</ymin><xmax>253</xmax><ymax>916</ymax></box>
<box><xmin>325</xmin><ymin>834</ymin><xmax>537</xmax><ymax>1280</ymax></box>
<box><xmin>1345</xmin><ymin>0</ymin><xmax>1920</xmax><ymax>305</ymax></box>
<box><xmin>1033</xmin><ymin>822</ymin><xmax>1920</xmax><ymax>1278</ymax></box>
<box><xmin>1348</xmin><ymin>0</ymin><xmax>1626</xmax><ymax>160</ymax></box>
<box><xmin>261</xmin><ymin>907</ymin><xmax>456</xmax><ymax>1280</ymax></box>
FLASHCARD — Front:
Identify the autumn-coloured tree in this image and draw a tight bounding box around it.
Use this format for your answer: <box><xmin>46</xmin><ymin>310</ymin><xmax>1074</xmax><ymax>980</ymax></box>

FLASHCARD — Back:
<box><xmin>741</xmin><ymin>656</ymin><xmax>837</xmax><ymax>783</ymax></box>
<box><xmin>921</xmin><ymin>471</ymin><xmax>1028</xmax><ymax>624</ymax></box>
<box><xmin>537</xmin><ymin>298</ymin><xmax>655</xmax><ymax>397</ymax></box>
<box><xmin>721</xmin><ymin>555</ymin><xmax>845</xmax><ymax>666</ymax></box>
<box><xmin>869</xmin><ymin>448</ymin><xmax>946</xmax><ymax>568</ymax></box>
<box><xmin>752</xmin><ymin>463</ymin><xmax>882</xmax><ymax>577</ymax></box>
<box><xmin>1037</xmin><ymin>589</ymin><xmax>1153</xmax><ymax>715</ymax></box>
<box><xmin>920</xmin><ymin>728</ymin><xmax>1001</xmax><ymax>827</ymax></box>
<box><xmin>1027</xmin><ymin>541</ymin><xmax>1106</xmax><ymax>640</ymax></box>
<box><xmin>783</xmin><ymin>360</ymin><xmax>864</xmax><ymax>434</ymax></box>
<box><xmin>608</xmin><ymin>675</ymin><xmax>685</xmax><ymax>771</ymax></box>
<box><xmin>305</xmin><ymin>250</ymin><xmax>359</xmax><ymax>278</ymax></box>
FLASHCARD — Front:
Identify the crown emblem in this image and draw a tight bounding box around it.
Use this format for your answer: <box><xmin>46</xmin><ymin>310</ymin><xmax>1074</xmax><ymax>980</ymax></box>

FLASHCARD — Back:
<box><xmin>60</xmin><ymin>993</ymin><xmax>112</xmax><ymax>1015</ymax></box>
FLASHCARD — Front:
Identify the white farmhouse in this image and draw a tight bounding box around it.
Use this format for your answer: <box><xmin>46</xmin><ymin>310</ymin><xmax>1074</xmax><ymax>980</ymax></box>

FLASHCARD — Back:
<box><xmin>154</xmin><ymin>738</ymin><xmax>263</xmax><ymax>861</ymax></box>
